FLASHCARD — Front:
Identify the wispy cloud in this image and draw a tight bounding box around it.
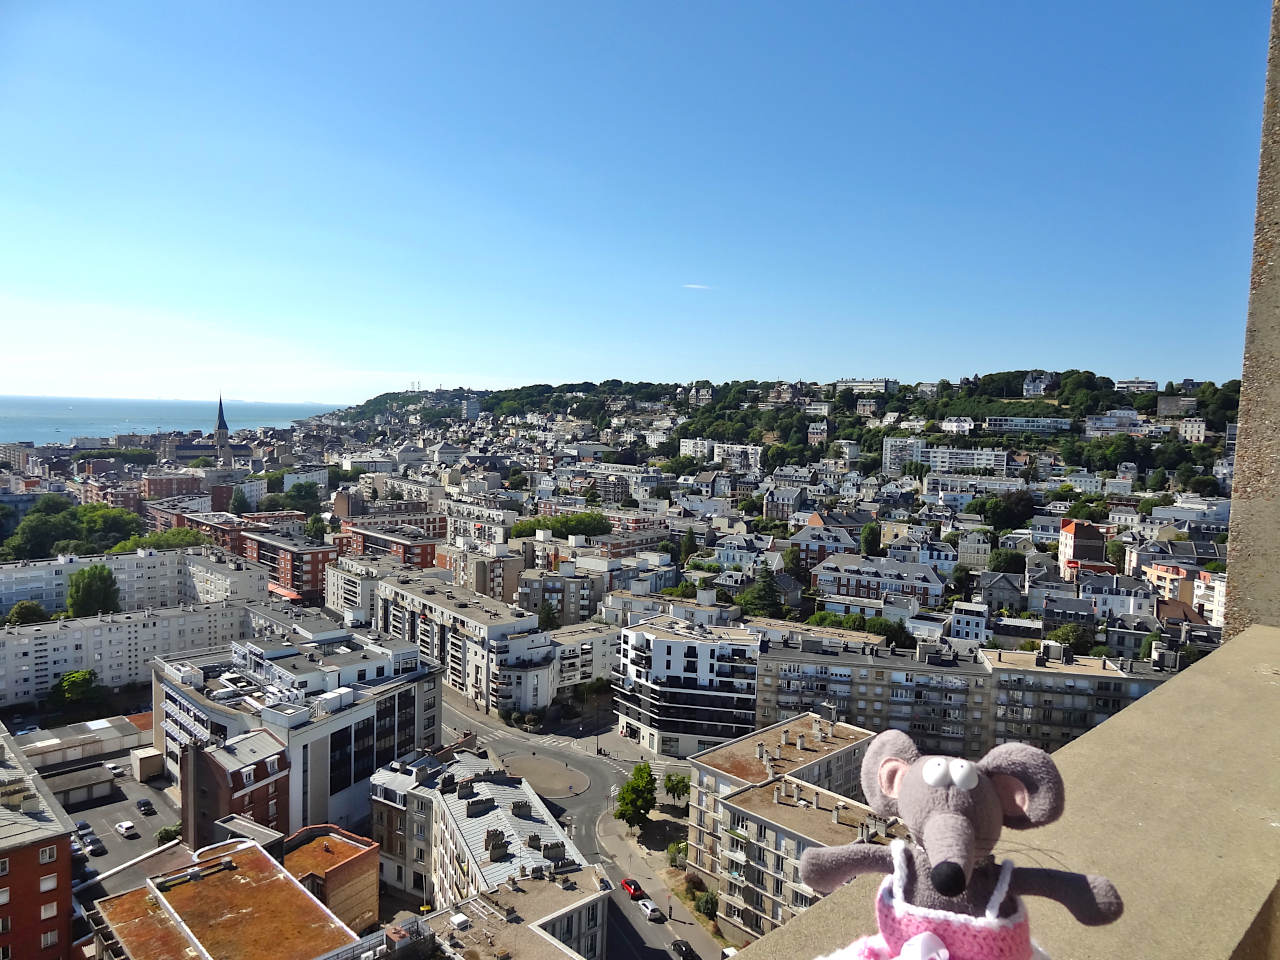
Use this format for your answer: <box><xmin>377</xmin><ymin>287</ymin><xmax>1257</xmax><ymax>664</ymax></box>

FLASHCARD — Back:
<box><xmin>682</xmin><ymin>283</ymin><xmax>711</xmax><ymax>290</ymax></box>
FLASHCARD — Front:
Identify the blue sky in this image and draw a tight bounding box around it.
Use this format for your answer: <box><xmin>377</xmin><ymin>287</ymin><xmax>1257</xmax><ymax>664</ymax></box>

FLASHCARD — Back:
<box><xmin>0</xmin><ymin>3</ymin><xmax>1267</xmax><ymax>404</ymax></box>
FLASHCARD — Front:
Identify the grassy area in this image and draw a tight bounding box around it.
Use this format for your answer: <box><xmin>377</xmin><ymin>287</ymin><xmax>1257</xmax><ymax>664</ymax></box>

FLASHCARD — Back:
<box><xmin>660</xmin><ymin>867</ymin><xmax>731</xmax><ymax>947</ymax></box>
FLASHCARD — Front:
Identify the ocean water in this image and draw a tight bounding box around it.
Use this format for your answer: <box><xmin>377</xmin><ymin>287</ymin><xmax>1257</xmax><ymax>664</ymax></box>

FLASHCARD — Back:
<box><xmin>0</xmin><ymin>396</ymin><xmax>338</xmax><ymax>446</ymax></box>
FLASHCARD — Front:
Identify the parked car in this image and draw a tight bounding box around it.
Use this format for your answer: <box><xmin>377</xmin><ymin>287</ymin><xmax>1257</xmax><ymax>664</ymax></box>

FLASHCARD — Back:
<box><xmin>636</xmin><ymin>899</ymin><xmax>664</xmax><ymax>922</ymax></box>
<box><xmin>86</xmin><ymin>837</ymin><xmax>107</xmax><ymax>856</ymax></box>
<box><xmin>620</xmin><ymin>878</ymin><xmax>645</xmax><ymax>900</ymax></box>
<box><xmin>671</xmin><ymin>940</ymin><xmax>697</xmax><ymax>960</ymax></box>
<box><xmin>75</xmin><ymin>820</ymin><xmax>93</xmax><ymax>836</ymax></box>
<box><xmin>70</xmin><ymin>839</ymin><xmax>86</xmax><ymax>860</ymax></box>
<box><xmin>105</xmin><ymin>762</ymin><xmax>125</xmax><ymax>777</ymax></box>
<box><xmin>114</xmin><ymin>821</ymin><xmax>136</xmax><ymax>838</ymax></box>
<box><xmin>76</xmin><ymin>866</ymin><xmax>99</xmax><ymax>884</ymax></box>
<box><xmin>136</xmin><ymin>798</ymin><xmax>156</xmax><ymax>815</ymax></box>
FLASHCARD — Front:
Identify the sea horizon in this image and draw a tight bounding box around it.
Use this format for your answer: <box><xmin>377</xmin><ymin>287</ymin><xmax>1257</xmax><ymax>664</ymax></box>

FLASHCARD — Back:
<box><xmin>0</xmin><ymin>395</ymin><xmax>339</xmax><ymax>446</ymax></box>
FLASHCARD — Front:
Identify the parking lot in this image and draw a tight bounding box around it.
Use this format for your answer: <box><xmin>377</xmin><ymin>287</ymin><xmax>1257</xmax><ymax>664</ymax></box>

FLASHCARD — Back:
<box><xmin>64</xmin><ymin>765</ymin><xmax>179</xmax><ymax>880</ymax></box>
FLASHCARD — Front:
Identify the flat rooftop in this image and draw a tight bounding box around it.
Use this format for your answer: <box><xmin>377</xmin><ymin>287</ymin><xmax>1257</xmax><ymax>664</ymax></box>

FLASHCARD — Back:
<box><xmin>382</xmin><ymin>576</ymin><xmax>534</xmax><ymax>624</ymax></box>
<box><xmin>425</xmin><ymin>875</ymin><xmax>605</xmax><ymax>960</ymax></box>
<box><xmin>626</xmin><ymin>614</ymin><xmax>757</xmax><ymax>645</ymax></box>
<box><xmin>284</xmin><ymin>831</ymin><xmax>369</xmax><ymax>880</ymax></box>
<box><xmin>690</xmin><ymin>715</ymin><xmax>872</xmax><ymax>784</ymax></box>
<box><xmin>723</xmin><ymin>779</ymin><xmax>910</xmax><ymax>849</ymax></box>
<box><xmin>95</xmin><ymin>841</ymin><xmax>357</xmax><ymax>960</ymax></box>
<box><xmin>990</xmin><ymin>649</ymin><xmax>1136</xmax><ymax>678</ymax></box>
<box><xmin>0</xmin><ymin>729</ymin><xmax>76</xmax><ymax>850</ymax></box>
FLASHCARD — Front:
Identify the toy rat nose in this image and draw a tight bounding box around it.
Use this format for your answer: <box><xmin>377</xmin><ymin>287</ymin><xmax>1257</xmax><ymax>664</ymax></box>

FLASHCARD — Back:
<box><xmin>931</xmin><ymin>861</ymin><xmax>966</xmax><ymax>897</ymax></box>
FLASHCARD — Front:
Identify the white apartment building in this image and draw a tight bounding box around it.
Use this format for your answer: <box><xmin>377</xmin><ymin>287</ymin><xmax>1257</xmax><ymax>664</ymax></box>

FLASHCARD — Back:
<box><xmin>1192</xmin><ymin>571</ymin><xmax>1226</xmax><ymax>627</ymax></box>
<box><xmin>0</xmin><ymin>547</ymin><xmax>268</xmax><ymax>617</ymax></box>
<box><xmin>1178</xmin><ymin>418</ymin><xmax>1208</xmax><ymax>443</ymax></box>
<box><xmin>614</xmin><ymin>617</ymin><xmax>760</xmax><ymax>758</ymax></box>
<box><xmin>154</xmin><ymin>629</ymin><xmax>441</xmax><ymax>830</ymax></box>
<box><xmin>441</xmin><ymin>499</ymin><xmax>518</xmax><ymax>543</ymax></box>
<box><xmin>601</xmin><ymin>585</ymin><xmax>742</xmax><ymax>627</ymax></box>
<box><xmin>1078</xmin><ymin>574</ymin><xmax>1157</xmax><ymax>618</ymax></box>
<box><xmin>949</xmin><ymin>602</ymin><xmax>991</xmax><ymax>647</ymax></box>
<box><xmin>0</xmin><ymin>601</ymin><xmax>252</xmax><ymax>705</ymax></box>
<box><xmin>325</xmin><ymin>555</ymin><xmax>452</xmax><ymax>627</ymax></box>
<box><xmin>1084</xmin><ymin>409</ymin><xmax>1141</xmax><ymax>438</ymax></box>
<box><xmin>881</xmin><ymin>438</ymin><xmax>1008</xmax><ymax>477</ymax></box>
<box><xmin>1116</xmin><ymin>378</ymin><xmax>1159</xmax><ymax>394</ymax></box>
<box><xmin>679</xmin><ymin>438</ymin><xmax>715</xmax><ymax>461</ymax></box>
<box><xmin>832</xmin><ymin>378</ymin><xmax>899</xmax><ymax>395</ymax></box>
<box><xmin>939</xmin><ymin>417</ymin><xmax>974</xmax><ymax>435</ymax></box>
<box><xmin>983</xmin><ymin>416</ymin><xmax>1073</xmax><ymax>434</ymax></box>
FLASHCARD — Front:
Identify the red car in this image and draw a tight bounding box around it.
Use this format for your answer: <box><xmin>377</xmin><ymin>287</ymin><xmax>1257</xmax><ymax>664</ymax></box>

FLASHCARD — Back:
<box><xmin>621</xmin><ymin>878</ymin><xmax>645</xmax><ymax>900</ymax></box>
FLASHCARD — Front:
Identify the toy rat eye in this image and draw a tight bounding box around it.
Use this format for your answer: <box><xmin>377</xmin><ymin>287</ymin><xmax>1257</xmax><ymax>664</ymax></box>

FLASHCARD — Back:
<box><xmin>922</xmin><ymin>757</ymin><xmax>951</xmax><ymax>788</ymax></box>
<box><xmin>949</xmin><ymin>758</ymin><xmax>979</xmax><ymax>791</ymax></box>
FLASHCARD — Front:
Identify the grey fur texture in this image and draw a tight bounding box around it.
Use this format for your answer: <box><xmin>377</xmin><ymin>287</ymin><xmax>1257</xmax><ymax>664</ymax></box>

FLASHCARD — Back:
<box><xmin>799</xmin><ymin>730</ymin><xmax>1122</xmax><ymax>926</ymax></box>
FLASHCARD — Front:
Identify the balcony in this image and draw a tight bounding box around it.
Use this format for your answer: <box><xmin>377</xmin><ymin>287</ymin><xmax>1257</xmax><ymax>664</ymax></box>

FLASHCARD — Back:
<box><xmin>733</xmin><ymin>625</ymin><xmax>1280</xmax><ymax>960</ymax></box>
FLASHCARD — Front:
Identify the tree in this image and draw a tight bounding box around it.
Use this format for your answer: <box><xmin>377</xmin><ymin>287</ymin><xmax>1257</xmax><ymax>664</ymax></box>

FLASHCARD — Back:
<box><xmin>950</xmin><ymin>563</ymin><xmax>971</xmax><ymax>591</ymax></box>
<box><xmin>695</xmin><ymin>891</ymin><xmax>718</xmax><ymax>919</ymax></box>
<box><xmin>305</xmin><ymin>514</ymin><xmax>327</xmax><ymax>541</ymax></box>
<box><xmin>155</xmin><ymin>823</ymin><xmax>182</xmax><ymax>845</ymax></box>
<box><xmin>663</xmin><ymin>773</ymin><xmax>690</xmax><ymax>805</ymax></box>
<box><xmin>55</xmin><ymin>669</ymin><xmax>100</xmax><ymax>702</ymax></box>
<box><xmin>860</xmin><ymin>522</ymin><xmax>882</xmax><ymax>557</ymax></box>
<box><xmin>681</xmin><ymin>528</ymin><xmax>698</xmax><ymax>563</ymax></box>
<box><xmin>108</xmin><ymin>528</ymin><xmax>209</xmax><ymax>553</ymax></box>
<box><xmin>656</xmin><ymin>539</ymin><xmax>678</xmax><ymax>559</ymax></box>
<box><xmin>229</xmin><ymin>488</ymin><xmax>251</xmax><ymax>515</ymax></box>
<box><xmin>187</xmin><ymin>456</ymin><xmax>216</xmax><ymax>467</ymax></box>
<box><xmin>614</xmin><ymin>762</ymin><xmax>657</xmax><ymax>829</ymax></box>
<box><xmin>6</xmin><ymin>600</ymin><xmax>49</xmax><ymax>625</ymax></box>
<box><xmin>620</xmin><ymin>496</ymin><xmax>639</xmax><ymax>508</ymax></box>
<box><xmin>1203</xmin><ymin>560</ymin><xmax>1226</xmax><ymax>574</ymax></box>
<box><xmin>538</xmin><ymin>601</ymin><xmax>560</xmax><ymax>631</ymax></box>
<box><xmin>1106</xmin><ymin>540</ymin><xmax>1127</xmax><ymax>568</ymax></box>
<box><xmin>739</xmin><ymin>566</ymin><xmax>783</xmax><ymax>618</ymax></box>
<box><xmin>1045</xmin><ymin>623</ymin><xmax>1094</xmax><ymax>656</ymax></box>
<box><xmin>67</xmin><ymin>565</ymin><xmax>121</xmax><ymax>618</ymax></box>
<box><xmin>1145</xmin><ymin>467</ymin><xmax>1167</xmax><ymax>492</ymax></box>
<box><xmin>988</xmin><ymin>549</ymin><xmax>1026</xmax><ymax>574</ymax></box>
<box><xmin>782</xmin><ymin>545</ymin><xmax>803</xmax><ymax>578</ymax></box>
<box><xmin>1089</xmin><ymin>644</ymin><xmax>1114</xmax><ymax>658</ymax></box>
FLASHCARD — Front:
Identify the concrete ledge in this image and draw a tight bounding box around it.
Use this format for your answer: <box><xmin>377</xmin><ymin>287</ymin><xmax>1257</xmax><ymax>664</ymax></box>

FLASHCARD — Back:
<box><xmin>736</xmin><ymin>625</ymin><xmax>1280</xmax><ymax>960</ymax></box>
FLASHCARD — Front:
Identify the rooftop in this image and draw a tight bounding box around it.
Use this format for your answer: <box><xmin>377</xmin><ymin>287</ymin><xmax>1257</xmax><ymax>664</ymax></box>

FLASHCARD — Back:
<box><xmin>94</xmin><ymin>841</ymin><xmax>358</xmax><ymax>960</ymax></box>
<box><xmin>284</xmin><ymin>828</ymin><xmax>371</xmax><ymax>881</ymax></box>
<box><xmin>0</xmin><ymin>726</ymin><xmax>76</xmax><ymax>851</ymax></box>
<box><xmin>690</xmin><ymin>714</ymin><xmax>873</xmax><ymax>784</ymax></box>
<box><xmin>626</xmin><ymin>614</ymin><xmax>757</xmax><ymax>645</ymax></box>
<box><xmin>426</xmin><ymin>875</ymin><xmax>606</xmax><ymax>960</ymax></box>
<box><xmin>723</xmin><ymin>778</ymin><xmax>910</xmax><ymax>848</ymax></box>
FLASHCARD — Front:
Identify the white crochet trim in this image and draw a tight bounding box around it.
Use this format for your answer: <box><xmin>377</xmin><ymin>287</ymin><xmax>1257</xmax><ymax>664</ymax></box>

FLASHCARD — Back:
<box><xmin>881</xmin><ymin>841</ymin><xmax>1029</xmax><ymax>931</ymax></box>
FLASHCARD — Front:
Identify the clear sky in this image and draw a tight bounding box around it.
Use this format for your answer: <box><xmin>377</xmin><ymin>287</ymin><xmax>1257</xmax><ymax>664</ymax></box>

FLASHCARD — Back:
<box><xmin>0</xmin><ymin>2</ymin><xmax>1268</xmax><ymax>404</ymax></box>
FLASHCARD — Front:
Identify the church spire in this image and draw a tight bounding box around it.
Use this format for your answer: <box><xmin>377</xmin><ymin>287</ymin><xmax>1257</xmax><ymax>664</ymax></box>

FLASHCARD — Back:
<box><xmin>215</xmin><ymin>395</ymin><xmax>229</xmax><ymax>433</ymax></box>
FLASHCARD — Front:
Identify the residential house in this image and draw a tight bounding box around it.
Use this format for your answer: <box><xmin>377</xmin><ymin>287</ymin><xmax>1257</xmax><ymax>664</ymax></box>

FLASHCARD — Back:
<box><xmin>809</xmin><ymin>554</ymin><xmax>944</xmax><ymax>607</ymax></box>
<box><xmin>978</xmin><ymin>572</ymin><xmax>1025</xmax><ymax>612</ymax></box>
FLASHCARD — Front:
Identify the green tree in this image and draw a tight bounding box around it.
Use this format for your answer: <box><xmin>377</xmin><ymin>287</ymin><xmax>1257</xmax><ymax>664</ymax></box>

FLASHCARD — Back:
<box><xmin>305</xmin><ymin>514</ymin><xmax>327</xmax><ymax>541</ymax></box>
<box><xmin>108</xmin><ymin>528</ymin><xmax>209</xmax><ymax>554</ymax></box>
<box><xmin>860</xmin><ymin>522</ymin><xmax>882</xmax><ymax>557</ymax></box>
<box><xmin>229</xmin><ymin>487</ymin><xmax>251</xmax><ymax>515</ymax></box>
<box><xmin>66</xmin><ymin>565</ymin><xmax>121</xmax><ymax>618</ymax></box>
<box><xmin>681</xmin><ymin>528</ymin><xmax>698</xmax><ymax>563</ymax></box>
<box><xmin>1106</xmin><ymin>540</ymin><xmax>1127</xmax><ymax>568</ymax></box>
<box><xmin>155</xmin><ymin>823</ymin><xmax>182</xmax><ymax>845</ymax></box>
<box><xmin>538</xmin><ymin>601</ymin><xmax>561</xmax><ymax>631</ymax></box>
<box><xmin>31</xmin><ymin>493</ymin><xmax>73</xmax><ymax>516</ymax></box>
<box><xmin>1045</xmin><ymin>623</ymin><xmax>1094</xmax><ymax>656</ymax></box>
<box><xmin>187</xmin><ymin>456</ymin><xmax>216</xmax><ymax>467</ymax></box>
<box><xmin>782</xmin><ymin>545</ymin><xmax>803</xmax><ymax>578</ymax></box>
<box><xmin>695</xmin><ymin>890</ymin><xmax>718</xmax><ymax>919</ymax></box>
<box><xmin>1203</xmin><ymin>560</ymin><xmax>1226</xmax><ymax>574</ymax></box>
<box><xmin>663</xmin><ymin>773</ymin><xmax>690</xmax><ymax>804</ymax></box>
<box><xmin>950</xmin><ymin>563</ymin><xmax>971</xmax><ymax>591</ymax></box>
<box><xmin>6</xmin><ymin>600</ymin><xmax>50</xmax><ymax>625</ymax></box>
<box><xmin>667</xmin><ymin>841</ymin><xmax>688</xmax><ymax>868</ymax></box>
<box><xmin>739</xmin><ymin>566</ymin><xmax>783</xmax><ymax>618</ymax></box>
<box><xmin>614</xmin><ymin>762</ymin><xmax>657</xmax><ymax>829</ymax></box>
<box><xmin>1089</xmin><ymin>644</ymin><xmax>1114</xmax><ymax>658</ymax></box>
<box><xmin>1145</xmin><ymin>467</ymin><xmax>1167</xmax><ymax>492</ymax></box>
<box><xmin>988</xmin><ymin>549</ymin><xmax>1026</xmax><ymax>574</ymax></box>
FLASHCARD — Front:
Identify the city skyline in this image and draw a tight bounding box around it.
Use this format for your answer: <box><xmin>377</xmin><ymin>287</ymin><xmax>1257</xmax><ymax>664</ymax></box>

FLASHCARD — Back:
<box><xmin>1</xmin><ymin>2</ymin><xmax>1264</xmax><ymax>403</ymax></box>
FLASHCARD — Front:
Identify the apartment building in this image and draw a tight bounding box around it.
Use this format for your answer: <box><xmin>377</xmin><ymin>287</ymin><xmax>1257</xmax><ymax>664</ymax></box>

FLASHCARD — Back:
<box><xmin>832</xmin><ymin>378</ymin><xmax>898</xmax><ymax>395</ymax></box>
<box><xmin>434</xmin><ymin>540</ymin><xmax>526</xmax><ymax>603</ymax></box>
<box><xmin>442</xmin><ymin>499</ymin><xmax>517</xmax><ymax>543</ymax></box>
<box><xmin>180</xmin><ymin>728</ymin><xmax>291</xmax><ymax>850</ymax></box>
<box><xmin>788</xmin><ymin>526</ymin><xmax>857</xmax><ymax>573</ymax></box>
<box><xmin>614</xmin><ymin>617</ymin><xmax>760</xmax><ymax>757</ymax></box>
<box><xmin>0</xmin><ymin>601</ymin><xmax>252</xmax><ymax>704</ymax></box>
<box><xmin>372</xmin><ymin>749</ymin><xmax>593</xmax><ymax>915</ymax></box>
<box><xmin>0</xmin><ymin>548</ymin><xmax>192</xmax><ymax>615</ymax></box>
<box><xmin>376</xmin><ymin>573</ymin><xmax>539</xmax><ymax>709</ymax></box>
<box><xmin>347</xmin><ymin>524</ymin><xmax>439</xmax><ymax>567</ymax></box>
<box><xmin>950</xmin><ymin>602</ymin><xmax>992</xmax><ymax>646</ymax></box>
<box><xmin>1084</xmin><ymin>409</ymin><xmax>1142</xmax><ymax>438</ymax></box>
<box><xmin>154</xmin><ymin>628</ymin><xmax>442</xmax><ymax>830</ymax></box>
<box><xmin>517</xmin><ymin>563</ymin><xmax>600</xmax><ymax>625</ymax></box>
<box><xmin>282</xmin><ymin>824</ymin><xmax>380</xmax><ymax>935</ymax></box>
<box><xmin>1078</xmin><ymin>573</ymin><xmax>1157</xmax><ymax>618</ymax></box>
<box><xmin>140</xmin><ymin>471</ymin><xmax>206</xmax><ymax>499</ymax></box>
<box><xmin>982</xmin><ymin>416</ymin><xmax>1073</xmax><ymax>434</ymax></box>
<box><xmin>340</xmin><ymin>508</ymin><xmax>447</xmax><ymax>537</ymax></box>
<box><xmin>144</xmin><ymin>494</ymin><xmax>213</xmax><ymax>531</ymax></box>
<box><xmin>1192</xmin><ymin>570</ymin><xmax>1227</xmax><ymax>627</ymax></box>
<box><xmin>241</xmin><ymin>530</ymin><xmax>339</xmax><ymax>602</ymax></box>
<box><xmin>0</xmin><ymin>727</ymin><xmax>76</xmax><ymax>960</ymax></box>
<box><xmin>1116</xmin><ymin>377</ymin><xmax>1159</xmax><ymax>393</ymax></box>
<box><xmin>809</xmin><ymin>554</ymin><xmax>944</xmax><ymax>607</ymax></box>
<box><xmin>601</xmin><ymin>585</ymin><xmax>742</xmax><ymax>627</ymax></box>
<box><xmin>325</xmin><ymin>555</ymin><xmax>451</xmax><ymax>627</ymax></box>
<box><xmin>1059</xmin><ymin>519</ymin><xmax>1109</xmax><ymax>581</ymax></box>
<box><xmin>881</xmin><ymin>438</ymin><xmax>1008</xmax><ymax>477</ymax></box>
<box><xmin>686</xmin><ymin>715</ymin><xmax>884</xmax><ymax>942</ymax></box>
<box><xmin>183</xmin><ymin>512</ymin><xmax>270</xmax><ymax>553</ymax></box>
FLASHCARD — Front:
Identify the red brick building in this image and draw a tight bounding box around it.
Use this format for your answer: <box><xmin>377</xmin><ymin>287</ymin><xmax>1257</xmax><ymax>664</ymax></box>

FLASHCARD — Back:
<box><xmin>141</xmin><ymin>472</ymin><xmax>204</xmax><ymax>500</ymax></box>
<box><xmin>241</xmin><ymin>531</ymin><xmax>338</xmax><ymax>602</ymax></box>
<box><xmin>283</xmin><ymin>825</ymin><xmax>380</xmax><ymax>935</ymax></box>
<box><xmin>0</xmin><ymin>728</ymin><xmax>76</xmax><ymax>960</ymax></box>
<box><xmin>346</xmin><ymin>526</ymin><xmax>438</xmax><ymax>568</ymax></box>
<box><xmin>183</xmin><ymin>512</ymin><xmax>269</xmax><ymax>554</ymax></box>
<box><xmin>180</xmin><ymin>729</ymin><xmax>290</xmax><ymax>852</ymax></box>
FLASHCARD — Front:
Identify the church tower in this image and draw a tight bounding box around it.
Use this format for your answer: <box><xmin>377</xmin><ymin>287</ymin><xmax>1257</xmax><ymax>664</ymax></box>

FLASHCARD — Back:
<box><xmin>214</xmin><ymin>396</ymin><xmax>230</xmax><ymax>464</ymax></box>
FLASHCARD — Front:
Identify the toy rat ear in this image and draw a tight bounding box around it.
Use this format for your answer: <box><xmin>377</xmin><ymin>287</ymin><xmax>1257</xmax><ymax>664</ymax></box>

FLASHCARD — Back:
<box><xmin>977</xmin><ymin>742</ymin><xmax>1065</xmax><ymax>829</ymax></box>
<box><xmin>861</xmin><ymin>730</ymin><xmax>919</xmax><ymax>817</ymax></box>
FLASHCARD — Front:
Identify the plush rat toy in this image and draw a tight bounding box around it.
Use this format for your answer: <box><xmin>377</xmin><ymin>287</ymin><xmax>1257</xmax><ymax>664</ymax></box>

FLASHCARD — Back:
<box><xmin>799</xmin><ymin>730</ymin><xmax>1122</xmax><ymax>960</ymax></box>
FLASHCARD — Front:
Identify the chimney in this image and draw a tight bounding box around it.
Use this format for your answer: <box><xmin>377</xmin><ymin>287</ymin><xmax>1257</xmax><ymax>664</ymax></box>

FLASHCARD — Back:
<box><xmin>796</xmin><ymin>733</ymin><xmax>806</xmax><ymax>750</ymax></box>
<box><xmin>781</xmin><ymin>729</ymin><xmax>790</xmax><ymax>746</ymax></box>
<box><xmin>773</xmin><ymin>786</ymin><xmax>781</xmax><ymax>804</ymax></box>
<box><xmin>811</xmin><ymin>716</ymin><xmax>821</xmax><ymax>734</ymax></box>
<box><xmin>756</xmin><ymin>741</ymin><xmax>765</xmax><ymax>759</ymax></box>
<box><xmin>832</xmin><ymin>804</ymin><xmax>840</xmax><ymax>824</ymax></box>
<box><xmin>813</xmin><ymin>791</ymin><xmax>821</xmax><ymax>811</ymax></box>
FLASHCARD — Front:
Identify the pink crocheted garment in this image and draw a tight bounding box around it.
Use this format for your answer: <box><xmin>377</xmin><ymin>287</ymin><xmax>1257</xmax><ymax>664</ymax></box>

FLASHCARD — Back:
<box><xmin>824</xmin><ymin>840</ymin><xmax>1047</xmax><ymax>960</ymax></box>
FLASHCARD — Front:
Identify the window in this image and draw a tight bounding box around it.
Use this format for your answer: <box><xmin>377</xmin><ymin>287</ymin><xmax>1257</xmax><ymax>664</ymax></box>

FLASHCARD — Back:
<box><xmin>42</xmin><ymin>931</ymin><xmax>58</xmax><ymax>949</ymax></box>
<box><xmin>0</xmin><ymin>917</ymin><xmax>9</xmax><ymax>933</ymax></box>
<box><xmin>41</xmin><ymin>902</ymin><xmax>57</xmax><ymax>920</ymax></box>
<box><xmin>39</xmin><ymin>874</ymin><xmax>56</xmax><ymax>892</ymax></box>
<box><xmin>0</xmin><ymin>858</ymin><xmax>7</xmax><ymax>876</ymax></box>
<box><xmin>39</xmin><ymin>844</ymin><xmax>56</xmax><ymax>863</ymax></box>
<box><xmin>0</xmin><ymin>944</ymin><xmax>9</xmax><ymax>960</ymax></box>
